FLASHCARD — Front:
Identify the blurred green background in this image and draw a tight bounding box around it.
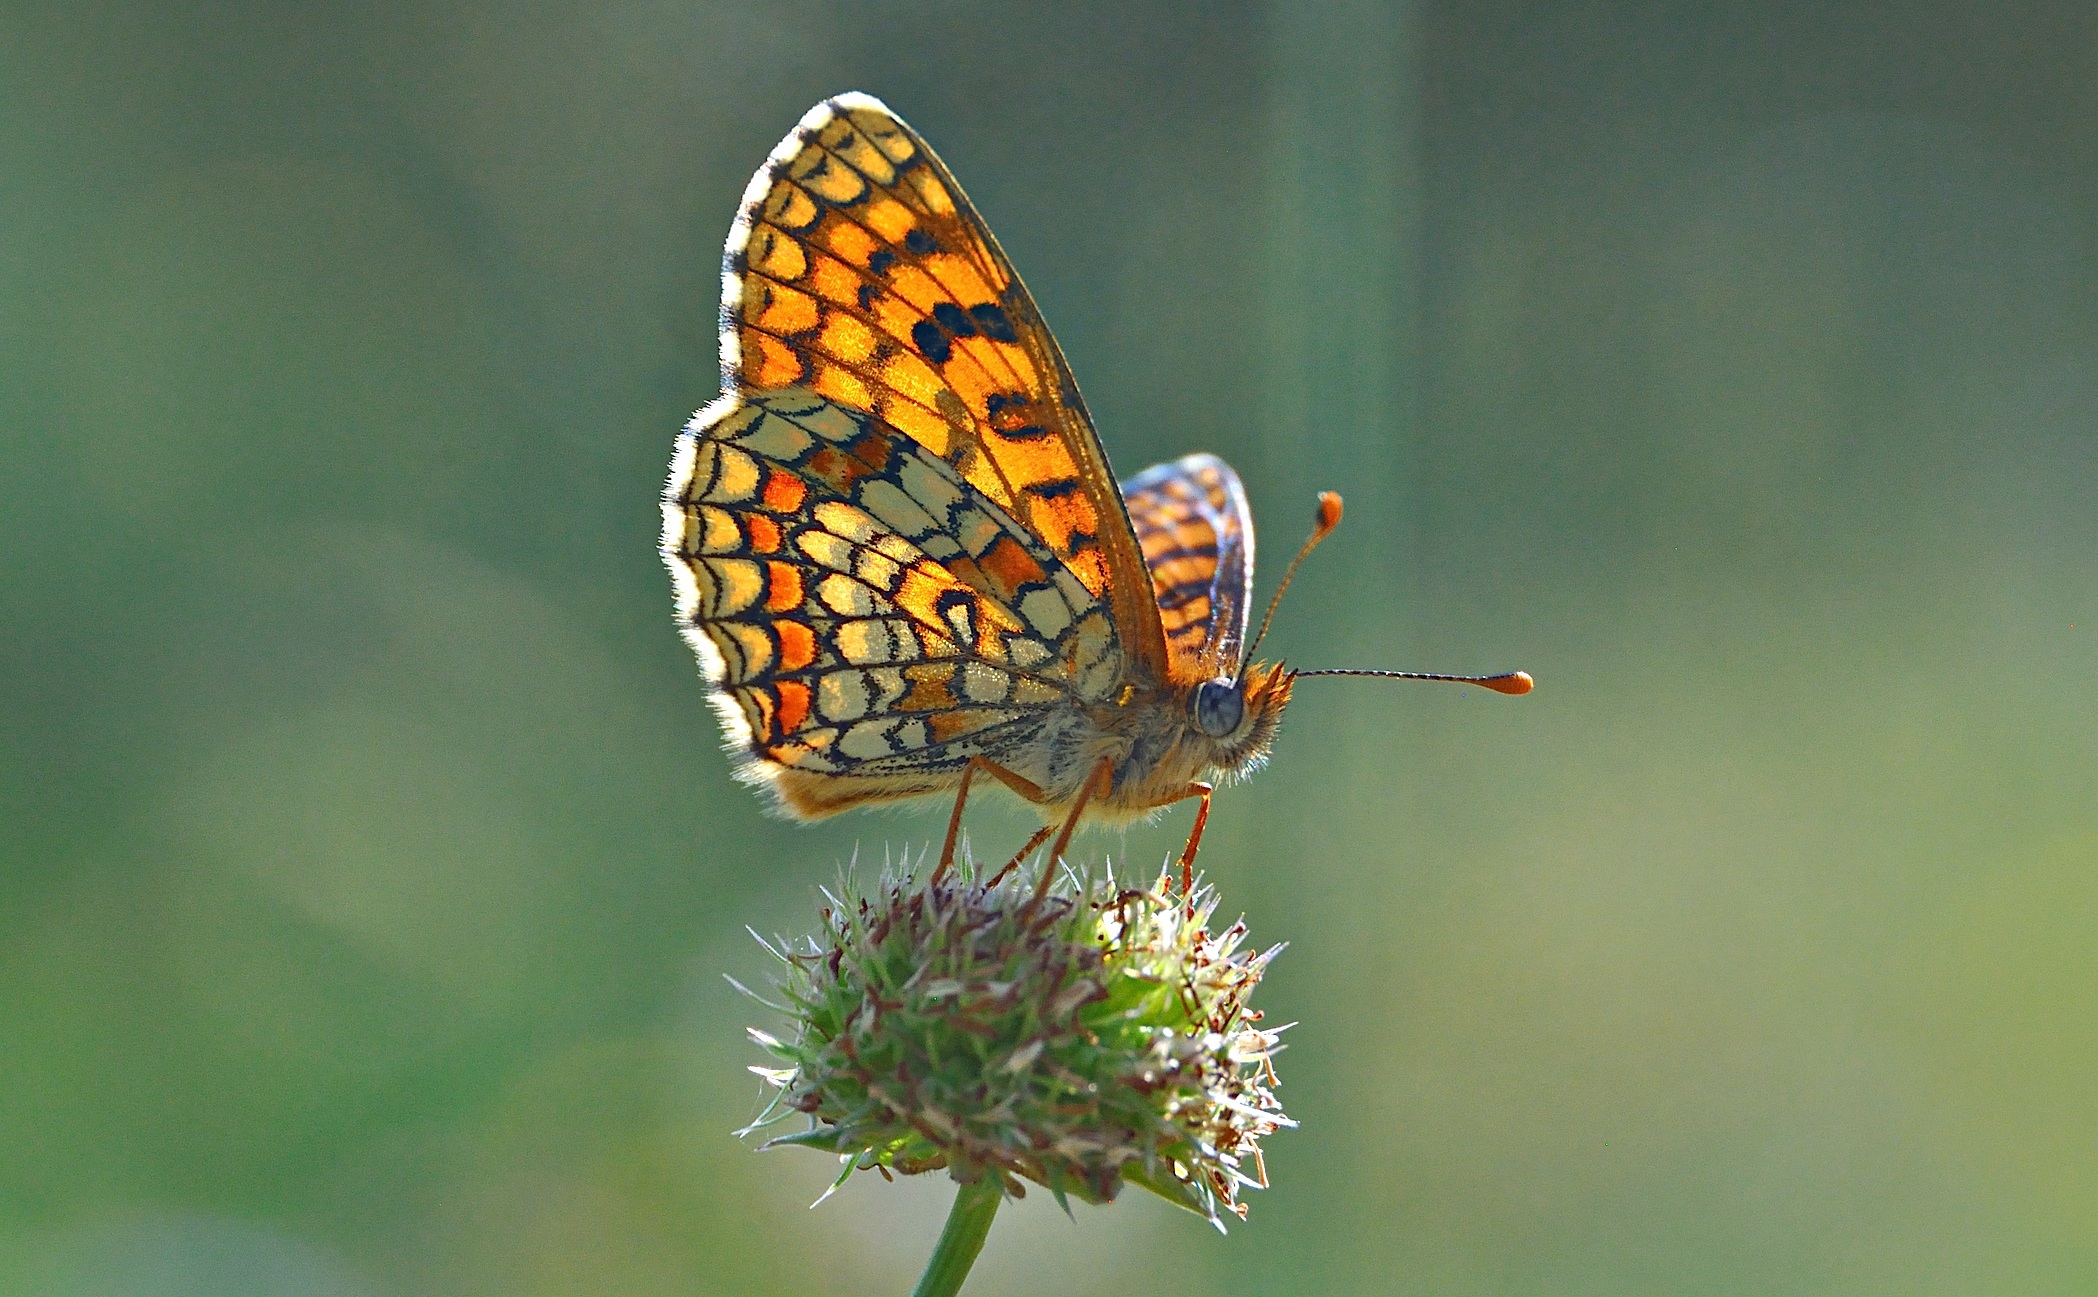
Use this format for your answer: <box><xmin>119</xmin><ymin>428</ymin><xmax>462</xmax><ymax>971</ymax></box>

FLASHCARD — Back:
<box><xmin>5</xmin><ymin>2</ymin><xmax>2095</xmax><ymax>1293</ymax></box>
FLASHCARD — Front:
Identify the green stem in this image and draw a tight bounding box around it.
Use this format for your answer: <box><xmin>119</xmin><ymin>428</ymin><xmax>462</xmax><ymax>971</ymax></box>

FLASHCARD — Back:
<box><xmin>910</xmin><ymin>1176</ymin><xmax>1004</xmax><ymax>1297</ymax></box>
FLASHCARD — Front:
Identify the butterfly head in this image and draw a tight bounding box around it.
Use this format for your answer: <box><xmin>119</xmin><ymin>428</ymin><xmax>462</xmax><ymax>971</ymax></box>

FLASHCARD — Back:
<box><xmin>1183</xmin><ymin>660</ymin><xmax>1294</xmax><ymax>780</ymax></box>
<box><xmin>1191</xmin><ymin>676</ymin><xmax>1243</xmax><ymax>737</ymax></box>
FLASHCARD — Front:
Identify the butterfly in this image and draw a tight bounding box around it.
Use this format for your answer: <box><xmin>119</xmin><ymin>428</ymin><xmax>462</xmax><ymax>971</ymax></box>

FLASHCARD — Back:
<box><xmin>661</xmin><ymin>93</ymin><xmax>1529</xmax><ymax>880</ymax></box>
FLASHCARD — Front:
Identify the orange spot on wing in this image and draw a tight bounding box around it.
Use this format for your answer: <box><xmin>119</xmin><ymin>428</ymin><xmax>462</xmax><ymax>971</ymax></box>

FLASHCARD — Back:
<box><xmin>982</xmin><ymin>535</ymin><xmax>1046</xmax><ymax>596</ymax></box>
<box><xmin>814</xmin><ymin>362</ymin><xmax>872</xmax><ymax>409</ymax></box>
<box><xmin>744</xmin><ymin>331</ymin><xmax>804</xmax><ymax>386</ymax></box>
<box><xmin>862</xmin><ymin>197</ymin><xmax>916</xmax><ymax>242</ymax></box>
<box><xmin>824</xmin><ymin>219</ymin><xmax>877</xmax><ymax>267</ymax></box>
<box><xmin>747</xmin><ymin>226</ymin><xmax>807</xmax><ymax>280</ymax></box>
<box><xmin>811</xmin><ymin>257</ymin><xmax>862</xmax><ymax>307</ymax></box>
<box><xmin>776</xmin><ymin>618</ymin><xmax>816</xmax><ymax>670</ymax></box>
<box><xmin>886</xmin><ymin>264</ymin><xmax>942</xmax><ymax>312</ymax></box>
<box><xmin>901</xmin><ymin>668</ymin><xmax>958</xmax><ymax>712</ymax></box>
<box><xmin>803</xmin><ymin>447</ymin><xmax>843</xmax><ymax>489</ymax></box>
<box><xmin>923</xmin><ymin>254</ymin><xmax>995</xmax><ymax>306</ymax></box>
<box><xmin>846</xmin><ymin>428</ymin><xmax>894</xmax><ymax>472</ymax></box>
<box><xmin>762</xmin><ymin>469</ymin><xmax>807</xmax><ymax>514</ymax></box>
<box><xmin>819</xmin><ymin>314</ymin><xmax>877</xmax><ymax>365</ymax></box>
<box><xmin>765</xmin><ymin>561</ymin><xmax>804</xmax><ymax>612</ymax></box>
<box><xmin>773</xmin><ymin>680</ymin><xmax>811</xmax><ymax>735</ymax></box>
<box><xmin>749</xmin><ymin>280</ymin><xmax>818</xmax><ymax>335</ymax></box>
<box><xmin>745</xmin><ymin>514</ymin><xmax>781</xmax><ymax>553</ymax></box>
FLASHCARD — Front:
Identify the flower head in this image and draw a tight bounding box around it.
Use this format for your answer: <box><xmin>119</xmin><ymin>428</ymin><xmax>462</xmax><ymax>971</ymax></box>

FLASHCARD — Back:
<box><xmin>740</xmin><ymin>852</ymin><xmax>1293</xmax><ymax>1227</ymax></box>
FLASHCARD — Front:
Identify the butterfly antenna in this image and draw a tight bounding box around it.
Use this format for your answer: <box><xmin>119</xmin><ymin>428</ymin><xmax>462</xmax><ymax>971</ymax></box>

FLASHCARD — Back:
<box><xmin>1293</xmin><ymin>667</ymin><xmax>1535</xmax><ymax>695</ymax></box>
<box><xmin>1242</xmin><ymin>490</ymin><xmax>1535</xmax><ymax>696</ymax></box>
<box><xmin>1241</xmin><ymin>491</ymin><xmax>1345</xmax><ymax>666</ymax></box>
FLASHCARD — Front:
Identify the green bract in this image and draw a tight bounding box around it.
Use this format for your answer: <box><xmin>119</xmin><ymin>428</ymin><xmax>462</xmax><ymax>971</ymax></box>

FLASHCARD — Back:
<box><xmin>740</xmin><ymin>854</ymin><xmax>1293</xmax><ymax>1228</ymax></box>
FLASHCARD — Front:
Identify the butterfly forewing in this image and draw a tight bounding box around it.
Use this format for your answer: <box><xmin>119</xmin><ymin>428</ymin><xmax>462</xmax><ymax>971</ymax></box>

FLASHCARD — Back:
<box><xmin>721</xmin><ymin>93</ymin><xmax>1168</xmax><ymax>678</ymax></box>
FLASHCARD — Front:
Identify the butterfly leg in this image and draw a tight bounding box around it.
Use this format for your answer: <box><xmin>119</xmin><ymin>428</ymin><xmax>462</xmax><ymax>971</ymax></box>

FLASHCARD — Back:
<box><xmin>1032</xmin><ymin>757</ymin><xmax>1114</xmax><ymax>905</ymax></box>
<box><xmin>935</xmin><ymin>756</ymin><xmax>1050</xmax><ymax>883</ymax></box>
<box><xmin>1138</xmin><ymin>781</ymin><xmax>1214</xmax><ymax>896</ymax></box>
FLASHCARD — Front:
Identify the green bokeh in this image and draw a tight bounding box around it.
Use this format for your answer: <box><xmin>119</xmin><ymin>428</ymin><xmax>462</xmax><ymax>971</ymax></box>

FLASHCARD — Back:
<box><xmin>5</xmin><ymin>3</ymin><xmax>2094</xmax><ymax>1294</ymax></box>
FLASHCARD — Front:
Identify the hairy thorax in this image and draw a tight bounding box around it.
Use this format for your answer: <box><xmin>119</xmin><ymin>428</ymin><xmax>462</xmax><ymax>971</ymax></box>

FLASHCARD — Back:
<box><xmin>1021</xmin><ymin>662</ymin><xmax>1294</xmax><ymax>823</ymax></box>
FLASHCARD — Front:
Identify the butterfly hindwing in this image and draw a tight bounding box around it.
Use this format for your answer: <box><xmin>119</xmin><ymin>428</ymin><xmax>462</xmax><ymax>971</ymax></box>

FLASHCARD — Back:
<box><xmin>1122</xmin><ymin>454</ymin><xmax>1256</xmax><ymax>679</ymax></box>
<box><xmin>663</xmin><ymin>390</ymin><xmax>1125</xmax><ymax>798</ymax></box>
<box><xmin>720</xmin><ymin>92</ymin><xmax>1169</xmax><ymax>682</ymax></box>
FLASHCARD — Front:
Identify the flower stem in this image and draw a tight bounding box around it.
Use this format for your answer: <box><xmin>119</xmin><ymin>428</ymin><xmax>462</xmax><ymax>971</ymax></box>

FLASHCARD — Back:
<box><xmin>910</xmin><ymin>1176</ymin><xmax>1003</xmax><ymax>1297</ymax></box>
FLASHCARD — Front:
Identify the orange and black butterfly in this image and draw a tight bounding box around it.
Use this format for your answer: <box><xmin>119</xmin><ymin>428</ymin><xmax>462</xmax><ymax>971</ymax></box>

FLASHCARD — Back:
<box><xmin>661</xmin><ymin>93</ymin><xmax>1528</xmax><ymax>877</ymax></box>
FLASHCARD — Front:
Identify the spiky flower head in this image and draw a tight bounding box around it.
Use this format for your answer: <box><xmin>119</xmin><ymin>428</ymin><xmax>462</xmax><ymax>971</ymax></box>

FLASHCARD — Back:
<box><xmin>739</xmin><ymin>852</ymin><xmax>1293</xmax><ymax>1228</ymax></box>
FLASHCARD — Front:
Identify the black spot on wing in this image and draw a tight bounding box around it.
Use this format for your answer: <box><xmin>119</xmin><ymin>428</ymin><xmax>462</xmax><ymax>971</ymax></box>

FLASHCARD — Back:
<box><xmin>857</xmin><ymin>282</ymin><xmax>879</xmax><ymax>309</ymax></box>
<box><xmin>911</xmin><ymin>318</ymin><xmax>952</xmax><ymax>364</ymax></box>
<box><xmin>930</xmin><ymin>301</ymin><xmax>977</xmax><ymax>336</ymax></box>
<box><xmin>904</xmin><ymin>228</ymin><xmax>939</xmax><ymax>255</ymax></box>
<box><xmin>869</xmin><ymin>248</ymin><xmax>896</xmax><ymax>275</ymax></box>
<box><xmin>968</xmin><ymin>303</ymin><xmax>1018</xmax><ymax>342</ymax></box>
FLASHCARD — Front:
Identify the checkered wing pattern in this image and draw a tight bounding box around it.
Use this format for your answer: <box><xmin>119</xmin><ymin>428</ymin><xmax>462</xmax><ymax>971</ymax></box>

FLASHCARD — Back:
<box><xmin>663</xmin><ymin>390</ymin><xmax>1125</xmax><ymax>796</ymax></box>
<box><xmin>1122</xmin><ymin>455</ymin><xmax>1255</xmax><ymax>677</ymax></box>
<box><xmin>719</xmin><ymin>92</ymin><xmax>1168</xmax><ymax>677</ymax></box>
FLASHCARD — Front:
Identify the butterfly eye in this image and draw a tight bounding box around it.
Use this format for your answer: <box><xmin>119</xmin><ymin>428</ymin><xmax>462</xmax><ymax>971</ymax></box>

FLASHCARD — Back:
<box><xmin>1192</xmin><ymin>677</ymin><xmax>1245</xmax><ymax>738</ymax></box>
